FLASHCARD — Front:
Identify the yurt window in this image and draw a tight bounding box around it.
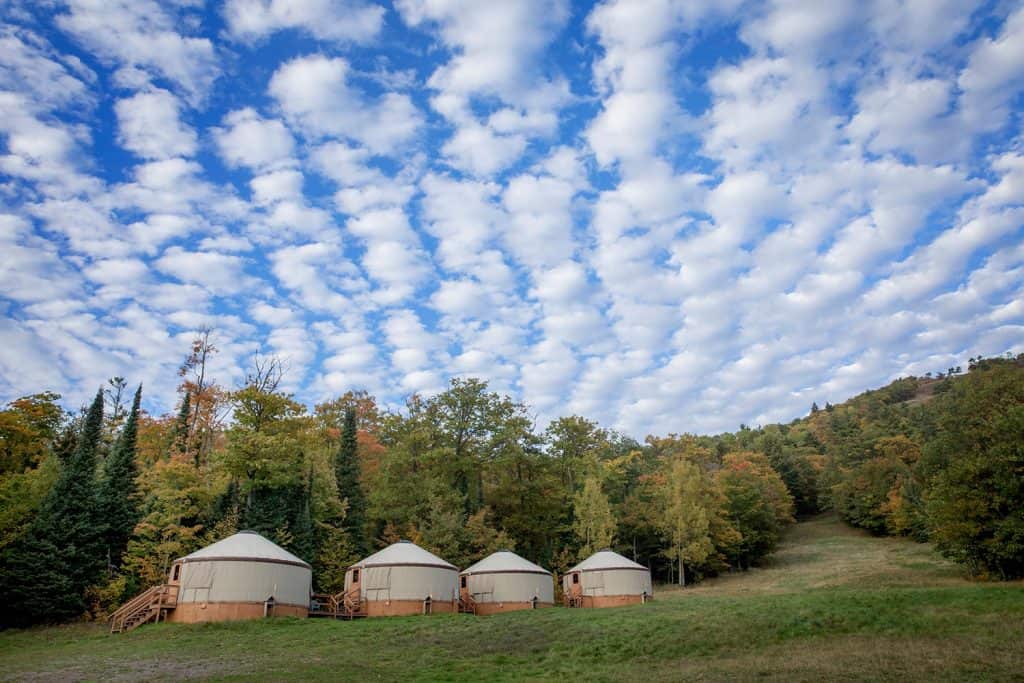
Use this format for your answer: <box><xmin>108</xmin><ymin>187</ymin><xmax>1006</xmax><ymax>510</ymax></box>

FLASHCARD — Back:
<box><xmin>352</xmin><ymin>569</ymin><xmax>359</xmax><ymax>583</ymax></box>
<box><xmin>572</xmin><ymin>573</ymin><xmax>579</xmax><ymax>584</ymax></box>
<box><xmin>172</xmin><ymin>564</ymin><xmax>180</xmax><ymax>581</ymax></box>
<box><xmin>460</xmin><ymin>576</ymin><xmax>467</xmax><ymax>588</ymax></box>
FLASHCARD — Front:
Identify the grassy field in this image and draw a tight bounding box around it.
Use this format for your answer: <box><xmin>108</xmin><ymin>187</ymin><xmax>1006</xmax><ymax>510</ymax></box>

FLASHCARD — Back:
<box><xmin>2</xmin><ymin>514</ymin><xmax>1022</xmax><ymax>682</ymax></box>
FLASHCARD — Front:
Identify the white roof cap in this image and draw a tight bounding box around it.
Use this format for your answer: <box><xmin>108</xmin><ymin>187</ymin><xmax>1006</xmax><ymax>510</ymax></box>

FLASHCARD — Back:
<box><xmin>179</xmin><ymin>530</ymin><xmax>310</xmax><ymax>568</ymax></box>
<box><xmin>568</xmin><ymin>549</ymin><xmax>647</xmax><ymax>573</ymax></box>
<box><xmin>353</xmin><ymin>540</ymin><xmax>456</xmax><ymax>570</ymax></box>
<box><xmin>462</xmin><ymin>550</ymin><xmax>550</xmax><ymax>576</ymax></box>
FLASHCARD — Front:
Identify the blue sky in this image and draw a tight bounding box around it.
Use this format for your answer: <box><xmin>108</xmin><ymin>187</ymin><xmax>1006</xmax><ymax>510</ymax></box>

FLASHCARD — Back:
<box><xmin>1</xmin><ymin>0</ymin><xmax>1022</xmax><ymax>436</ymax></box>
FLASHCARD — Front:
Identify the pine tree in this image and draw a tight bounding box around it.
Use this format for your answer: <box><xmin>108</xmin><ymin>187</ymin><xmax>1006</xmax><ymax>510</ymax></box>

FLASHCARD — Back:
<box><xmin>97</xmin><ymin>384</ymin><xmax>142</xmax><ymax>569</ymax></box>
<box><xmin>1</xmin><ymin>389</ymin><xmax>104</xmax><ymax>624</ymax></box>
<box><xmin>335</xmin><ymin>408</ymin><xmax>367</xmax><ymax>554</ymax></box>
<box><xmin>291</xmin><ymin>472</ymin><xmax>316</xmax><ymax>562</ymax></box>
<box><xmin>173</xmin><ymin>392</ymin><xmax>191</xmax><ymax>459</ymax></box>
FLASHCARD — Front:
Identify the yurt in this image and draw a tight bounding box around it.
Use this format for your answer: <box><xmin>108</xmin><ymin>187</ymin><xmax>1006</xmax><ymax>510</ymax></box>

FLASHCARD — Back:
<box><xmin>460</xmin><ymin>550</ymin><xmax>554</xmax><ymax>615</ymax></box>
<box><xmin>166</xmin><ymin>530</ymin><xmax>312</xmax><ymax>623</ymax></box>
<box><xmin>344</xmin><ymin>540</ymin><xmax>458</xmax><ymax>617</ymax></box>
<box><xmin>563</xmin><ymin>549</ymin><xmax>652</xmax><ymax>609</ymax></box>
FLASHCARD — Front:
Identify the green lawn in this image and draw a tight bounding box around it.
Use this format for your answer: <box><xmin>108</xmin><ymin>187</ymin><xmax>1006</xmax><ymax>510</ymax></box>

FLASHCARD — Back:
<box><xmin>3</xmin><ymin>515</ymin><xmax>1022</xmax><ymax>682</ymax></box>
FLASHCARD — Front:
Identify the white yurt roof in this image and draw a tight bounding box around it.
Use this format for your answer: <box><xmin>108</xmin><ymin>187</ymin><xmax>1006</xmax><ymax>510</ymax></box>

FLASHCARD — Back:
<box><xmin>462</xmin><ymin>550</ymin><xmax>550</xmax><ymax>576</ymax></box>
<box><xmin>354</xmin><ymin>540</ymin><xmax>456</xmax><ymax>570</ymax></box>
<box><xmin>569</xmin><ymin>549</ymin><xmax>647</xmax><ymax>573</ymax></box>
<box><xmin>178</xmin><ymin>530</ymin><xmax>311</xmax><ymax>568</ymax></box>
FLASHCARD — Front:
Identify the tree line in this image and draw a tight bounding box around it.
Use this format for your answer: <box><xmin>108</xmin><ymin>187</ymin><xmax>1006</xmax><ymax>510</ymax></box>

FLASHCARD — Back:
<box><xmin>0</xmin><ymin>335</ymin><xmax>1020</xmax><ymax>628</ymax></box>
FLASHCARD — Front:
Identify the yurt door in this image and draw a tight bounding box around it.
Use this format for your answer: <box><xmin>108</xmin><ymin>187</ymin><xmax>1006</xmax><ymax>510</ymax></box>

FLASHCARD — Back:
<box><xmin>169</xmin><ymin>561</ymin><xmax>182</xmax><ymax>586</ymax></box>
<box><xmin>569</xmin><ymin>572</ymin><xmax>582</xmax><ymax>599</ymax></box>
<box><xmin>459</xmin><ymin>575</ymin><xmax>469</xmax><ymax>601</ymax></box>
<box><xmin>350</xmin><ymin>567</ymin><xmax>362</xmax><ymax>599</ymax></box>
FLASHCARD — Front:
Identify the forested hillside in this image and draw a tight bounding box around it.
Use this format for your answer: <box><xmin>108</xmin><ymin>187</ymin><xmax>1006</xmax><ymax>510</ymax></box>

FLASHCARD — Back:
<box><xmin>1</xmin><ymin>334</ymin><xmax>1021</xmax><ymax>628</ymax></box>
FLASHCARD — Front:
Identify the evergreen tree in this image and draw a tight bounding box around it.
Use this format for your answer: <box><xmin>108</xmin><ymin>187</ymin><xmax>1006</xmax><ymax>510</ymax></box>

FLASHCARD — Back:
<box><xmin>1</xmin><ymin>389</ymin><xmax>104</xmax><ymax>625</ymax></box>
<box><xmin>291</xmin><ymin>473</ymin><xmax>316</xmax><ymax>562</ymax></box>
<box><xmin>53</xmin><ymin>422</ymin><xmax>78</xmax><ymax>464</ymax></box>
<box><xmin>173</xmin><ymin>392</ymin><xmax>191</xmax><ymax>459</ymax></box>
<box><xmin>97</xmin><ymin>384</ymin><xmax>142</xmax><ymax>569</ymax></box>
<box><xmin>335</xmin><ymin>407</ymin><xmax>367</xmax><ymax>554</ymax></box>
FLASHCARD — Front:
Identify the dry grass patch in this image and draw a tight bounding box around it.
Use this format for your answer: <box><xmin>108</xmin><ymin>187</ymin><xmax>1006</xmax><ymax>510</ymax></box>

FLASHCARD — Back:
<box><xmin>661</xmin><ymin>514</ymin><xmax>967</xmax><ymax>598</ymax></box>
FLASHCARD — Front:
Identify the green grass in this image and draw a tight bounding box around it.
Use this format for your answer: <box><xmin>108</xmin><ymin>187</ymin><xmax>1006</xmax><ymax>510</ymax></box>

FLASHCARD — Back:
<box><xmin>3</xmin><ymin>515</ymin><xmax>1023</xmax><ymax>682</ymax></box>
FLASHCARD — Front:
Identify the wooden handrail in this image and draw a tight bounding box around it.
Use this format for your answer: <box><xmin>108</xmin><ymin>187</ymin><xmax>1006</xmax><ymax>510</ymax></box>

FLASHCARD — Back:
<box><xmin>309</xmin><ymin>587</ymin><xmax>362</xmax><ymax>618</ymax></box>
<box><xmin>458</xmin><ymin>594</ymin><xmax>477</xmax><ymax>614</ymax></box>
<box><xmin>110</xmin><ymin>585</ymin><xmax>162</xmax><ymax>622</ymax></box>
<box><xmin>110</xmin><ymin>584</ymin><xmax>178</xmax><ymax>633</ymax></box>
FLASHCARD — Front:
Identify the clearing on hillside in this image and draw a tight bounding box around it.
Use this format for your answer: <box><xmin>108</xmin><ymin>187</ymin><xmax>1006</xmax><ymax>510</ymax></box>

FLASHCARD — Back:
<box><xmin>2</xmin><ymin>515</ymin><xmax>1021</xmax><ymax>682</ymax></box>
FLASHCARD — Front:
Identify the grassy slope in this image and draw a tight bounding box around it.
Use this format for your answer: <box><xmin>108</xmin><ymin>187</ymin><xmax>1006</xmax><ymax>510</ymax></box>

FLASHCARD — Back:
<box><xmin>2</xmin><ymin>516</ymin><xmax>1022</xmax><ymax>682</ymax></box>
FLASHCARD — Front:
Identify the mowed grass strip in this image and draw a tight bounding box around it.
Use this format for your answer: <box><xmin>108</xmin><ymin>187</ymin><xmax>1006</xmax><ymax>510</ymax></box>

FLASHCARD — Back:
<box><xmin>2</xmin><ymin>516</ymin><xmax>1022</xmax><ymax>682</ymax></box>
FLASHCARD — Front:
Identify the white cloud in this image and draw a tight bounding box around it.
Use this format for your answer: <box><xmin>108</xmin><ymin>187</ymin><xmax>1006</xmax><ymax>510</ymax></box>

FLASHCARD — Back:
<box><xmin>310</xmin><ymin>142</ymin><xmax>380</xmax><ymax>187</ymax></box>
<box><xmin>83</xmin><ymin>257</ymin><xmax>150</xmax><ymax>288</ymax></box>
<box><xmin>0</xmin><ymin>27</ymin><xmax>95</xmax><ymax>112</ymax></box>
<box><xmin>441</xmin><ymin>122</ymin><xmax>527</xmax><ymax>177</ymax></box>
<box><xmin>335</xmin><ymin>182</ymin><xmax>415</xmax><ymax>215</ymax></box>
<box><xmin>0</xmin><ymin>214</ymin><xmax>82</xmax><ymax>304</ymax></box>
<box><xmin>398</xmin><ymin>0</ymin><xmax>571</xmax><ymax>175</ymax></box>
<box><xmin>0</xmin><ymin>91</ymin><xmax>98</xmax><ymax>199</ymax></box>
<box><xmin>957</xmin><ymin>7</ymin><xmax>1024</xmax><ymax>134</ymax></box>
<box><xmin>269</xmin><ymin>55</ymin><xmax>422</xmax><ymax>154</ymax></box>
<box><xmin>418</xmin><ymin>173</ymin><xmax>503</xmax><ymax>272</ymax></box>
<box><xmin>224</xmin><ymin>0</ymin><xmax>385</xmax><ymax>43</ymax></box>
<box><xmin>430</xmin><ymin>278</ymin><xmax>492</xmax><ymax>319</ymax></box>
<box><xmin>115</xmin><ymin>89</ymin><xmax>197</xmax><ymax>160</ymax></box>
<box><xmin>214</xmin><ymin>108</ymin><xmax>295</xmax><ymax>171</ymax></box>
<box><xmin>1</xmin><ymin>0</ymin><xmax>1021</xmax><ymax>437</ymax></box>
<box><xmin>56</xmin><ymin>0</ymin><xmax>219</xmax><ymax>102</ymax></box>
<box><xmin>250</xmin><ymin>169</ymin><xmax>304</xmax><ymax>205</ymax></box>
<box><xmin>346</xmin><ymin>208</ymin><xmax>432</xmax><ymax>302</ymax></box>
<box><xmin>270</xmin><ymin>242</ymin><xmax>356</xmax><ymax>314</ymax></box>
<box><xmin>0</xmin><ymin>319</ymin><xmax>69</xmax><ymax>399</ymax></box>
<box><xmin>398</xmin><ymin>0</ymin><xmax>568</xmax><ymax>101</ymax></box>
<box><xmin>154</xmin><ymin>247</ymin><xmax>252</xmax><ymax>295</ymax></box>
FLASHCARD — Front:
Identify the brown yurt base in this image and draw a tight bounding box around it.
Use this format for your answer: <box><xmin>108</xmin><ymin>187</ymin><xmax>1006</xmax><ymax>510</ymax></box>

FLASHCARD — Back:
<box><xmin>168</xmin><ymin>602</ymin><xmax>308</xmax><ymax>623</ymax></box>
<box><xmin>473</xmin><ymin>601</ymin><xmax>554</xmax><ymax>616</ymax></box>
<box><xmin>576</xmin><ymin>595</ymin><xmax>646</xmax><ymax>609</ymax></box>
<box><xmin>363</xmin><ymin>599</ymin><xmax>458</xmax><ymax>617</ymax></box>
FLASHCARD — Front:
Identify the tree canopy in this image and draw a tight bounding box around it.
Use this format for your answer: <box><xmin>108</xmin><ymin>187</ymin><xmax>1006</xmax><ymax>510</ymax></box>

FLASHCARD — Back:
<box><xmin>0</xmin><ymin>337</ymin><xmax>1020</xmax><ymax>627</ymax></box>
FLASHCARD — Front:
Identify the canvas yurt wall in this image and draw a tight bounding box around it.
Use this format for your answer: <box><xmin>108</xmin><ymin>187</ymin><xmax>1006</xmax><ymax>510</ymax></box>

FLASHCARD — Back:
<box><xmin>460</xmin><ymin>550</ymin><xmax>554</xmax><ymax>615</ymax></box>
<box><xmin>344</xmin><ymin>541</ymin><xmax>458</xmax><ymax>617</ymax></box>
<box><xmin>563</xmin><ymin>549</ymin><xmax>652</xmax><ymax>608</ymax></box>
<box><xmin>167</xmin><ymin>531</ymin><xmax>311</xmax><ymax>623</ymax></box>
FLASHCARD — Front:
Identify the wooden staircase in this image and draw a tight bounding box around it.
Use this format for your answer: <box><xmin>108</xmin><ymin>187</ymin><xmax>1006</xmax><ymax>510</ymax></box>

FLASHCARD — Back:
<box><xmin>564</xmin><ymin>595</ymin><xmax>583</xmax><ymax>608</ymax></box>
<box><xmin>309</xmin><ymin>587</ymin><xmax>365</xmax><ymax>620</ymax></box>
<box><xmin>109</xmin><ymin>584</ymin><xmax>178</xmax><ymax>633</ymax></box>
<box><xmin>458</xmin><ymin>595</ymin><xmax>477</xmax><ymax>615</ymax></box>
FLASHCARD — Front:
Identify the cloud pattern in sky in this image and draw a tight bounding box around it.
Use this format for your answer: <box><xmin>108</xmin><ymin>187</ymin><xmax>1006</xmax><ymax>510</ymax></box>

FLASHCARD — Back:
<box><xmin>1</xmin><ymin>0</ymin><xmax>1022</xmax><ymax>436</ymax></box>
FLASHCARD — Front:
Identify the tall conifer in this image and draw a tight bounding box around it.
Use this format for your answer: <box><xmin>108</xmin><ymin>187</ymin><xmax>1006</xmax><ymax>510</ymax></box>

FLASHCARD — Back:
<box><xmin>335</xmin><ymin>408</ymin><xmax>367</xmax><ymax>553</ymax></box>
<box><xmin>173</xmin><ymin>392</ymin><xmax>191</xmax><ymax>458</ymax></box>
<box><xmin>97</xmin><ymin>384</ymin><xmax>142</xmax><ymax>568</ymax></box>
<box><xmin>1</xmin><ymin>389</ymin><xmax>105</xmax><ymax>624</ymax></box>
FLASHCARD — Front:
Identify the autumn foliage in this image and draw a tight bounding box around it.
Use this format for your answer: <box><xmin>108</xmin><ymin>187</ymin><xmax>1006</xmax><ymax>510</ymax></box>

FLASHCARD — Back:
<box><xmin>0</xmin><ymin>339</ymin><xmax>1021</xmax><ymax>628</ymax></box>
